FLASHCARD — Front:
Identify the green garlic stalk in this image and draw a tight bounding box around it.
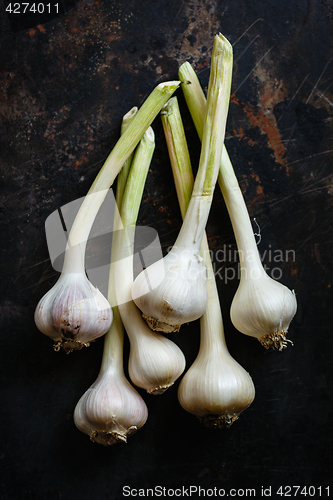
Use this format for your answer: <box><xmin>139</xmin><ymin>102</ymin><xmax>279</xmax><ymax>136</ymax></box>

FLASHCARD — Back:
<box><xmin>132</xmin><ymin>34</ymin><xmax>233</xmax><ymax>334</ymax></box>
<box><xmin>179</xmin><ymin>62</ymin><xmax>297</xmax><ymax>350</ymax></box>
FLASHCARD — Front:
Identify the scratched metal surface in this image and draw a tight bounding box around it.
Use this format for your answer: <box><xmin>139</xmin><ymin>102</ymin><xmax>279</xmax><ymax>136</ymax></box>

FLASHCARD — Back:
<box><xmin>0</xmin><ymin>0</ymin><xmax>332</xmax><ymax>498</ymax></box>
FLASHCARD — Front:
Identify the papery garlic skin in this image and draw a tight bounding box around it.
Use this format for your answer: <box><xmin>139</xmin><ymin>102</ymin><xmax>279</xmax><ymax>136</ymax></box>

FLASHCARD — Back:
<box><xmin>230</xmin><ymin>268</ymin><xmax>297</xmax><ymax>350</ymax></box>
<box><xmin>74</xmin><ymin>358</ymin><xmax>148</xmax><ymax>445</ymax></box>
<box><xmin>132</xmin><ymin>249</ymin><xmax>207</xmax><ymax>333</ymax></box>
<box><xmin>34</xmin><ymin>272</ymin><xmax>112</xmax><ymax>353</ymax></box>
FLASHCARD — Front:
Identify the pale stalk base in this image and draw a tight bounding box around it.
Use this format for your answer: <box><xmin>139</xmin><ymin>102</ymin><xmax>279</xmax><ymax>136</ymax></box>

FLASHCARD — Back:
<box><xmin>198</xmin><ymin>413</ymin><xmax>240</xmax><ymax>429</ymax></box>
<box><xmin>147</xmin><ymin>383</ymin><xmax>173</xmax><ymax>395</ymax></box>
<box><xmin>53</xmin><ymin>338</ymin><xmax>91</xmax><ymax>354</ymax></box>
<box><xmin>142</xmin><ymin>314</ymin><xmax>181</xmax><ymax>333</ymax></box>
<box><xmin>258</xmin><ymin>331</ymin><xmax>294</xmax><ymax>351</ymax></box>
<box><xmin>90</xmin><ymin>426</ymin><xmax>137</xmax><ymax>446</ymax></box>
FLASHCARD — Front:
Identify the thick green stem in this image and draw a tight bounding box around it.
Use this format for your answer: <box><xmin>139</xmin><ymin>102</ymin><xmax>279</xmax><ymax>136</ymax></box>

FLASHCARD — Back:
<box><xmin>173</xmin><ymin>34</ymin><xmax>233</xmax><ymax>253</ymax></box>
<box><xmin>178</xmin><ymin>63</ymin><xmax>261</xmax><ymax>274</ymax></box>
<box><xmin>115</xmin><ymin>127</ymin><xmax>155</xmax><ymax>306</ymax></box>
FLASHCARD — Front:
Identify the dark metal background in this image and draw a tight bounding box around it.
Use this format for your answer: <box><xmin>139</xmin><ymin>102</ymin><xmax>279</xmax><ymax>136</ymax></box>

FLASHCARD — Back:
<box><xmin>1</xmin><ymin>0</ymin><xmax>333</xmax><ymax>498</ymax></box>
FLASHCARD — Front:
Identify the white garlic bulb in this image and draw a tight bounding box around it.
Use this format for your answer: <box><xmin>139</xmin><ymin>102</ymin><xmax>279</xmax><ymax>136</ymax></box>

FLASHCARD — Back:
<box><xmin>113</xmin><ymin>127</ymin><xmax>186</xmax><ymax>393</ymax></box>
<box><xmin>230</xmin><ymin>267</ymin><xmax>297</xmax><ymax>350</ymax></box>
<box><xmin>178</xmin><ymin>344</ymin><xmax>255</xmax><ymax>428</ymax></box>
<box><xmin>178</xmin><ymin>236</ymin><xmax>255</xmax><ymax>428</ymax></box>
<box><xmin>74</xmin><ymin>315</ymin><xmax>148</xmax><ymax>445</ymax></box>
<box><xmin>34</xmin><ymin>271</ymin><xmax>112</xmax><ymax>353</ymax></box>
<box><xmin>74</xmin><ymin>371</ymin><xmax>148</xmax><ymax>446</ymax></box>
<box><xmin>131</xmin><ymin>248</ymin><xmax>207</xmax><ymax>333</ymax></box>
<box><xmin>119</xmin><ymin>298</ymin><xmax>186</xmax><ymax>394</ymax></box>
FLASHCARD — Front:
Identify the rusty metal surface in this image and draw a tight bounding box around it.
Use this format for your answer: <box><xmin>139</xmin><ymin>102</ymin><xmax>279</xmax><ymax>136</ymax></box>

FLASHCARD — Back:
<box><xmin>1</xmin><ymin>0</ymin><xmax>333</xmax><ymax>498</ymax></box>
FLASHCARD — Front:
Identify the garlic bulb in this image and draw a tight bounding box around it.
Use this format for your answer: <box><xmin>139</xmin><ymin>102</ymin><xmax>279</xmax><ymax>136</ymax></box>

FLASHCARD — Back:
<box><xmin>132</xmin><ymin>34</ymin><xmax>233</xmax><ymax>333</ymax></box>
<box><xmin>131</xmin><ymin>249</ymin><xmax>207</xmax><ymax>333</ymax></box>
<box><xmin>34</xmin><ymin>269</ymin><xmax>112</xmax><ymax>353</ymax></box>
<box><xmin>119</xmin><ymin>296</ymin><xmax>186</xmax><ymax>394</ymax></box>
<box><xmin>179</xmin><ymin>61</ymin><xmax>297</xmax><ymax>350</ymax></box>
<box><xmin>222</xmin><ymin>147</ymin><xmax>297</xmax><ymax>350</ymax></box>
<box><xmin>74</xmin><ymin>309</ymin><xmax>148</xmax><ymax>445</ymax></box>
<box><xmin>73</xmin><ymin>111</ymin><xmax>150</xmax><ymax>446</ymax></box>
<box><xmin>178</xmin><ymin>253</ymin><xmax>255</xmax><ymax>427</ymax></box>
<box><xmin>230</xmin><ymin>262</ymin><xmax>297</xmax><ymax>350</ymax></box>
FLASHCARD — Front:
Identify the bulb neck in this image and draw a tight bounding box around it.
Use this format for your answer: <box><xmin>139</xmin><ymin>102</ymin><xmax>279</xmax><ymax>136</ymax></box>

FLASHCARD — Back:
<box><xmin>100</xmin><ymin>307</ymin><xmax>125</xmax><ymax>373</ymax></box>
<box><xmin>174</xmin><ymin>194</ymin><xmax>211</xmax><ymax>253</ymax></box>
<box><xmin>199</xmin><ymin>233</ymin><xmax>228</xmax><ymax>355</ymax></box>
<box><xmin>62</xmin><ymin>241</ymin><xmax>86</xmax><ymax>274</ymax></box>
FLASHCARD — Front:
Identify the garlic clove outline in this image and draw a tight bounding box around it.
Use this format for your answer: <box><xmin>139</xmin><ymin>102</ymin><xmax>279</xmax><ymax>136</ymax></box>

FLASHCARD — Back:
<box><xmin>34</xmin><ymin>271</ymin><xmax>112</xmax><ymax>353</ymax></box>
<box><xmin>74</xmin><ymin>366</ymin><xmax>148</xmax><ymax>446</ymax></box>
